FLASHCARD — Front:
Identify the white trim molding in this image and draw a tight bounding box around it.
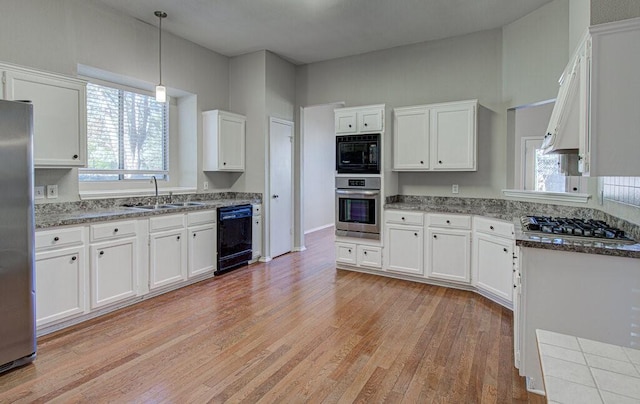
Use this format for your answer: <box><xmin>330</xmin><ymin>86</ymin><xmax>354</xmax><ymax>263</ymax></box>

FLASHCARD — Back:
<box><xmin>502</xmin><ymin>189</ymin><xmax>591</xmax><ymax>204</ymax></box>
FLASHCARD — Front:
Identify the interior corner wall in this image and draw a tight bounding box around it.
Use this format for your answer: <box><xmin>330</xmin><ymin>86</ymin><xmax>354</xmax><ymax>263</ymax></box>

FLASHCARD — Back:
<box><xmin>302</xmin><ymin>104</ymin><xmax>337</xmax><ymax>233</ymax></box>
<box><xmin>228</xmin><ymin>51</ymin><xmax>267</xmax><ymax>194</ymax></box>
<box><xmin>570</xmin><ymin>0</ymin><xmax>591</xmax><ymax>50</ymax></box>
<box><xmin>502</xmin><ymin>0</ymin><xmax>570</xmax><ymax>109</ymax></box>
<box><xmin>590</xmin><ymin>0</ymin><xmax>640</xmax><ymax>25</ymax></box>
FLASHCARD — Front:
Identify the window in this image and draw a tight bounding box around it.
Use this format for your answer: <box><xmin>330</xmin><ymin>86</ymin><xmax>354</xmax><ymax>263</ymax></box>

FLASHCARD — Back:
<box><xmin>80</xmin><ymin>82</ymin><xmax>168</xmax><ymax>181</ymax></box>
<box><xmin>533</xmin><ymin>149</ymin><xmax>564</xmax><ymax>192</ymax></box>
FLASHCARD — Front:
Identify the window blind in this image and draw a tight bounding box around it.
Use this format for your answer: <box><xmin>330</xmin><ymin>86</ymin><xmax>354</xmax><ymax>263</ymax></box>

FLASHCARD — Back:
<box><xmin>80</xmin><ymin>82</ymin><xmax>168</xmax><ymax>181</ymax></box>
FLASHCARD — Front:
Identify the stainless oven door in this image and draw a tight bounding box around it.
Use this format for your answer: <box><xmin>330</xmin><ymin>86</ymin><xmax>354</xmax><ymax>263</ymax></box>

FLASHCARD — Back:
<box><xmin>335</xmin><ymin>188</ymin><xmax>380</xmax><ymax>239</ymax></box>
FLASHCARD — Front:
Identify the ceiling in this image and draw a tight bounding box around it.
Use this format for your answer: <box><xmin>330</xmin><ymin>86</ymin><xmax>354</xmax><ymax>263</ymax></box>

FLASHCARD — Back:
<box><xmin>92</xmin><ymin>0</ymin><xmax>553</xmax><ymax>65</ymax></box>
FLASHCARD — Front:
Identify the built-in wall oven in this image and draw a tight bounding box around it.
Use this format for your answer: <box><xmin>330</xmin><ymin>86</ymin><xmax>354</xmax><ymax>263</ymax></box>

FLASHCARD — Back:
<box><xmin>335</xmin><ymin>177</ymin><xmax>381</xmax><ymax>239</ymax></box>
<box><xmin>336</xmin><ymin>134</ymin><xmax>380</xmax><ymax>174</ymax></box>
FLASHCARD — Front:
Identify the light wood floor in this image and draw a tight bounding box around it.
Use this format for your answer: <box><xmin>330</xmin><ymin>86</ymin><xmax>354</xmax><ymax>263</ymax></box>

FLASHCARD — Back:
<box><xmin>0</xmin><ymin>227</ymin><xmax>543</xmax><ymax>403</ymax></box>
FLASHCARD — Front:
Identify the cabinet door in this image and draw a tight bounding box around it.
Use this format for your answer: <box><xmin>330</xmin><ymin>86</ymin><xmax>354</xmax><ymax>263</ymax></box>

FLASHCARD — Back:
<box><xmin>90</xmin><ymin>239</ymin><xmax>137</xmax><ymax>308</ymax></box>
<box><xmin>336</xmin><ymin>242</ymin><xmax>357</xmax><ymax>265</ymax></box>
<box><xmin>359</xmin><ymin>108</ymin><xmax>383</xmax><ymax>132</ymax></box>
<box><xmin>385</xmin><ymin>225</ymin><xmax>424</xmax><ymax>275</ymax></box>
<box><xmin>430</xmin><ymin>102</ymin><xmax>476</xmax><ymax>171</ymax></box>
<box><xmin>427</xmin><ymin>229</ymin><xmax>470</xmax><ymax>283</ymax></box>
<box><xmin>4</xmin><ymin>70</ymin><xmax>86</xmax><ymax>167</ymax></box>
<box><xmin>150</xmin><ymin>229</ymin><xmax>187</xmax><ymax>289</ymax></box>
<box><xmin>357</xmin><ymin>245</ymin><xmax>382</xmax><ymax>269</ymax></box>
<box><xmin>393</xmin><ymin>107</ymin><xmax>429</xmax><ymax>170</ymax></box>
<box><xmin>472</xmin><ymin>233</ymin><xmax>513</xmax><ymax>303</ymax></box>
<box><xmin>335</xmin><ymin>111</ymin><xmax>357</xmax><ymax>134</ymax></box>
<box><xmin>35</xmin><ymin>246</ymin><xmax>86</xmax><ymax>327</ymax></box>
<box><xmin>188</xmin><ymin>224</ymin><xmax>216</xmax><ymax>277</ymax></box>
<box><xmin>252</xmin><ymin>216</ymin><xmax>262</xmax><ymax>260</ymax></box>
<box><xmin>219</xmin><ymin>113</ymin><xmax>245</xmax><ymax>171</ymax></box>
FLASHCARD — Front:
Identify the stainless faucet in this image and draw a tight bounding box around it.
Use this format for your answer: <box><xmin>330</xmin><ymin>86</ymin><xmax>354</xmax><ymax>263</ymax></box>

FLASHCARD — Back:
<box><xmin>151</xmin><ymin>175</ymin><xmax>159</xmax><ymax>207</ymax></box>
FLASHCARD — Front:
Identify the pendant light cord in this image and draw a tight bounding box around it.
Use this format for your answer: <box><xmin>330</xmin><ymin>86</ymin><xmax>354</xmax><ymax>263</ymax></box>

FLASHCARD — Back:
<box><xmin>155</xmin><ymin>11</ymin><xmax>167</xmax><ymax>86</ymax></box>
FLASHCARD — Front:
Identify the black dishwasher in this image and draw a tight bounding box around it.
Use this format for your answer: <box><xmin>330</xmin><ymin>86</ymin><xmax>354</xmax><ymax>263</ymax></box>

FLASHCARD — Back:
<box><xmin>216</xmin><ymin>204</ymin><xmax>252</xmax><ymax>275</ymax></box>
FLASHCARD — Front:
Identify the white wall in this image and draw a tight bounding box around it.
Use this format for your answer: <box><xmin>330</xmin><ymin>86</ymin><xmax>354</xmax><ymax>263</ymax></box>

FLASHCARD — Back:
<box><xmin>502</xmin><ymin>0</ymin><xmax>570</xmax><ymax>109</ymax></box>
<box><xmin>0</xmin><ymin>0</ymin><xmax>229</xmax><ymax>201</ymax></box>
<box><xmin>303</xmin><ymin>104</ymin><xmax>338</xmax><ymax>233</ymax></box>
<box><xmin>570</xmin><ymin>0</ymin><xmax>591</xmax><ymax>50</ymax></box>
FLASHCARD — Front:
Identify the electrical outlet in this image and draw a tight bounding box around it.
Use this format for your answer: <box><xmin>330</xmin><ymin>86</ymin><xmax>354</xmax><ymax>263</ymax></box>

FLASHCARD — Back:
<box><xmin>452</xmin><ymin>184</ymin><xmax>459</xmax><ymax>194</ymax></box>
<box><xmin>46</xmin><ymin>184</ymin><xmax>58</xmax><ymax>199</ymax></box>
<box><xmin>35</xmin><ymin>186</ymin><xmax>45</xmax><ymax>200</ymax></box>
<box><xmin>203</xmin><ymin>181</ymin><xmax>209</xmax><ymax>190</ymax></box>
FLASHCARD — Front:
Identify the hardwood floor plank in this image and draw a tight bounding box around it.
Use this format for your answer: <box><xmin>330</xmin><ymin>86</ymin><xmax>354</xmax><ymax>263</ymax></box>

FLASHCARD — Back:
<box><xmin>0</xmin><ymin>227</ymin><xmax>539</xmax><ymax>403</ymax></box>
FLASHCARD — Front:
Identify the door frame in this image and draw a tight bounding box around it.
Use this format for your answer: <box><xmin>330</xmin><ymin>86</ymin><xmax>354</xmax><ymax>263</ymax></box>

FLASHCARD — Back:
<box><xmin>265</xmin><ymin>117</ymin><xmax>294</xmax><ymax>261</ymax></box>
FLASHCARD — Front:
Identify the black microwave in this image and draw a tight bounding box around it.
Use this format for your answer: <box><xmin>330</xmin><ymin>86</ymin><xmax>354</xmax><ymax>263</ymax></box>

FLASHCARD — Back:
<box><xmin>336</xmin><ymin>134</ymin><xmax>380</xmax><ymax>174</ymax></box>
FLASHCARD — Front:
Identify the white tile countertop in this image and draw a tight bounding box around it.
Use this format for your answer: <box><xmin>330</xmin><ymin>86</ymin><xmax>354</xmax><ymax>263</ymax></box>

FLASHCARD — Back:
<box><xmin>536</xmin><ymin>329</ymin><xmax>640</xmax><ymax>403</ymax></box>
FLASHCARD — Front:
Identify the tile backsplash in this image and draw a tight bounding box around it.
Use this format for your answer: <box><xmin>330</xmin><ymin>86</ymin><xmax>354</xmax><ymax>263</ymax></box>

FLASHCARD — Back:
<box><xmin>602</xmin><ymin>177</ymin><xmax>640</xmax><ymax>208</ymax></box>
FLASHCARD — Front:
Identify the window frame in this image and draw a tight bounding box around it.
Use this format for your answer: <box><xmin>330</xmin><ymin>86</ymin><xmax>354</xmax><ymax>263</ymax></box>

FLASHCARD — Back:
<box><xmin>79</xmin><ymin>80</ymin><xmax>170</xmax><ymax>182</ymax></box>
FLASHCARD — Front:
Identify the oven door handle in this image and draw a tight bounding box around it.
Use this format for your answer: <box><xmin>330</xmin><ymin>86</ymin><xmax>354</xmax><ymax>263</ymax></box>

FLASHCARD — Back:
<box><xmin>336</xmin><ymin>189</ymin><xmax>380</xmax><ymax>196</ymax></box>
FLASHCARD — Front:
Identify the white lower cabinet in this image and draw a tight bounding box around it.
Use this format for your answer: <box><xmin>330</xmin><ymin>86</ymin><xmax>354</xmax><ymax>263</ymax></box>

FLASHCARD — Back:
<box><xmin>357</xmin><ymin>245</ymin><xmax>382</xmax><ymax>269</ymax></box>
<box><xmin>385</xmin><ymin>225</ymin><xmax>424</xmax><ymax>276</ymax></box>
<box><xmin>90</xmin><ymin>239</ymin><xmax>137</xmax><ymax>308</ymax></box>
<box><xmin>336</xmin><ymin>242</ymin><xmax>357</xmax><ymax>265</ymax></box>
<box><xmin>472</xmin><ymin>217</ymin><xmax>515</xmax><ymax>306</ymax></box>
<box><xmin>426</xmin><ymin>229</ymin><xmax>471</xmax><ymax>283</ymax></box>
<box><xmin>149</xmin><ymin>214</ymin><xmax>188</xmax><ymax>290</ymax></box>
<box><xmin>188</xmin><ymin>225</ymin><xmax>216</xmax><ymax>277</ymax></box>
<box><xmin>150</xmin><ymin>228</ymin><xmax>188</xmax><ymax>289</ymax></box>
<box><xmin>187</xmin><ymin>210</ymin><xmax>217</xmax><ymax>278</ymax></box>
<box><xmin>35</xmin><ymin>226</ymin><xmax>88</xmax><ymax>328</ymax></box>
<box><xmin>35</xmin><ymin>245</ymin><xmax>87</xmax><ymax>327</ymax></box>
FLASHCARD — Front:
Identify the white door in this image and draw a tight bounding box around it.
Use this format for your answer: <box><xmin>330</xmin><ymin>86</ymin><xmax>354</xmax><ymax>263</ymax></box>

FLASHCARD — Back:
<box><xmin>269</xmin><ymin>118</ymin><xmax>293</xmax><ymax>258</ymax></box>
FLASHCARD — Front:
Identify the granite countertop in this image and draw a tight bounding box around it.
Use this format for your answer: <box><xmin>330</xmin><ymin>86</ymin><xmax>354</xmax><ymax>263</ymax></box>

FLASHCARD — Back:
<box><xmin>36</xmin><ymin>198</ymin><xmax>259</xmax><ymax>229</ymax></box>
<box><xmin>385</xmin><ymin>196</ymin><xmax>640</xmax><ymax>259</ymax></box>
<box><xmin>536</xmin><ymin>329</ymin><xmax>640</xmax><ymax>403</ymax></box>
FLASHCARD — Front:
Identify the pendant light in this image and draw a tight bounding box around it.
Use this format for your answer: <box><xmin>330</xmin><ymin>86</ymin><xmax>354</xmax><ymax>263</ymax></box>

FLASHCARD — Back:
<box><xmin>155</xmin><ymin>10</ymin><xmax>168</xmax><ymax>103</ymax></box>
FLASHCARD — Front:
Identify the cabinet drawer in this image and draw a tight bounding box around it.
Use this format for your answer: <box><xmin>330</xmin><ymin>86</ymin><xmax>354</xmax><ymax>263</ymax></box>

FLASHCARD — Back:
<box><xmin>473</xmin><ymin>217</ymin><xmax>514</xmax><ymax>238</ymax></box>
<box><xmin>357</xmin><ymin>245</ymin><xmax>382</xmax><ymax>269</ymax></box>
<box><xmin>252</xmin><ymin>204</ymin><xmax>262</xmax><ymax>216</ymax></box>
<box><xmin>149</xmin><ymin>214</ymin><xmax>185</xmax><ymax>232</ymax></box>
<box><xmin>36</xmin><ymin>227</ymin><xmax>85</xmax><ymax>250</ymax></box>
<box><xmin>187</xmin><ymin>210</ymin><xmax>216</xmax><ymax>227</ymax></box>
<box><xmin>90</xmin><ymin>220</ymin><xmax>137</xmax><ymax>242</ymax></box>
<box><xmin>336</xmin><ymin>242</ymin><xmax>357</xmax><ymax>265</ymax></box>
<box><xmin>428</xmin><ymin>214</ymin><xmax>471</xmax><ymax>230</ymax></box>
<box><xmin>385</xmin><ymin>210</ymin><xmax>424</xmax><ymax>226</ymax></box>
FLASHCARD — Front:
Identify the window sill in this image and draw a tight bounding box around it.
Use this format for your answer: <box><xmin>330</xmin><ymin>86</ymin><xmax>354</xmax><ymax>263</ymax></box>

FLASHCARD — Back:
<box><xmin>501</xmin><ymin>189</ymin><xmax>591</xmax><ymax>204</ymax></box>
<box><xmin>79</xmin><ymin>187</ymin><xmax>197</xmax><ymax>200</ymax></box>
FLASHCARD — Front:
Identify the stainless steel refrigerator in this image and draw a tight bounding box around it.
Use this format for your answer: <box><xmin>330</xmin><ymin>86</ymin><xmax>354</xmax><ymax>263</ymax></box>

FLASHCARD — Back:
<box><xmin>0</xmin><ymin>99</ymin><xmax>36</xmax><ymax>373</ymax></box>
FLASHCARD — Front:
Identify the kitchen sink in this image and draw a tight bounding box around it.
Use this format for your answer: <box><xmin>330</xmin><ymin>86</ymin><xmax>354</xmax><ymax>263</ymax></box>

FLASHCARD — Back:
<box><xmin>133</xmin><ymin>204</ymin><xmax>178</xmax><ymax>210</ymax></box>
<box><xmin>167</xmin><ymin>202</ymin><xmax>205</xmax><ymax>207</ymax></box>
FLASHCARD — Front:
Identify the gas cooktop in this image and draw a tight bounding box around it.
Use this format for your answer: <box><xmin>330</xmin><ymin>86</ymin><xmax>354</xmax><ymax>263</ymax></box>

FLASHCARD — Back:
<box><xmin>521</xmin><ymin>216</ymin><xmax>637</xmax><ymax>245</ymax></box>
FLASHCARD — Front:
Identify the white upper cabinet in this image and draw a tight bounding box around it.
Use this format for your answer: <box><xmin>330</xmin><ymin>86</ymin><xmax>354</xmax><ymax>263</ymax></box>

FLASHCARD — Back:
<box><xmin>202</xmin><ymin>110</ymin><xmax>246</xmax><ymax>171</ymax></box>
<box><xmin>393</xmin><ymin>99</ymin><xmax>477</xmax><ymax>171</ymax></box>
<box><xmin>586</xmin><ymin>18</ymin><xmax>640</xmax><ymax>176</ymax></box>
<box><xmin>393</xmin><ymin>106</ymin><xmax>430</xmax><ymax>170</ymax></box>
<box><xmin>335</xmin><ymin>105</ymin><xmax>384</xmax><ymax>134</ymax></box>
<box><xmin>1</xmin><ymin>64</ymin><xmax>87</xmax><ymax>167</ymax></box>
<box><xmin>430</xmin><ymin>101</ymin><xmax>476</xmax><ymax>171</ymax></box>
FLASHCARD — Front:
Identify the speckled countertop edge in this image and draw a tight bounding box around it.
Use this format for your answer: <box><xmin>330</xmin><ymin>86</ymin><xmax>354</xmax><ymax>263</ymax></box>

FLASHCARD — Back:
<box><xmin>35</xmin><ymin>192</ymin><xmax>261</xmax><ymax>229</ymax></box>
<box><xmin>385</xmin><ymin>196</ymin><xmax>640</xmax><ymax>259</ymax></box>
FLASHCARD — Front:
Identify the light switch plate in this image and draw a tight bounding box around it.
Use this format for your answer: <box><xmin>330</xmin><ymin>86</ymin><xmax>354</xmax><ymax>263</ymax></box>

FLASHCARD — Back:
<box><xmin>46</xmin><ymin>185</ymin><xmax>58</xmax><ymax>199</ymax></box>
<box><xmin>35</xmin><ymin>186</ymin><xmax>45</xmax><ymax>199</ymax></box>
<box><xmin>452</xmin><ymin>184</ymin><xmax>459</xmax><ymax>194</ymax></box>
